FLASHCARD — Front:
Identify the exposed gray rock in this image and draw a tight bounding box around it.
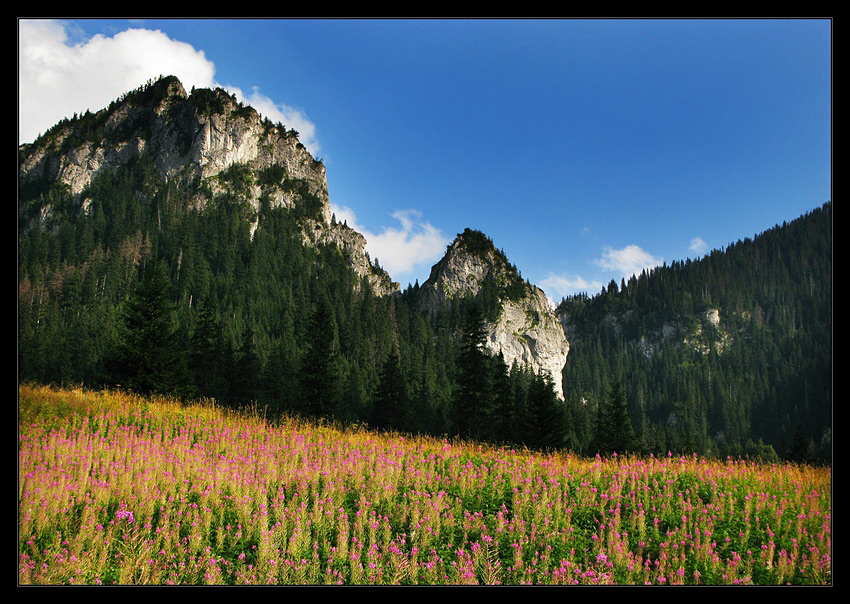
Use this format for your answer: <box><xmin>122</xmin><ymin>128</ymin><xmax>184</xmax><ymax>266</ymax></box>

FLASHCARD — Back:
<box><xmin>417</xmin><ymin>229</ymin><xmax>570</xmax><ymax>398</ymax></box>
<box><xmin>302</xmin><ymin>218</ymin><xmax>400</xmax><ymax>296</ymax></box>
<box><xmin>561</xmin><ymin>305</ymin><xmax>731</xmax><ymax>362</ymax></box>
<box><xmin>487</xmin><ymin>287</ymin><xmax>571</xmax><ymax>399</ymax></box>
<box><xmin>18</xmin><ymin>76</ymin><xmax>394</xmax><ymax>295</ymax></box>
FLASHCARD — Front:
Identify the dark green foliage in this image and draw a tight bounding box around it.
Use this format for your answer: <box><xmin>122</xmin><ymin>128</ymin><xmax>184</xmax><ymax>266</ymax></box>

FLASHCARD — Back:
<box><xmin>370</xmin><ymin>348</ymin><xmax>408</xmax><ymax>431</ymax></box>
<box><xmin>257</xmin><ymin>163</ymin><xmax>288</xmax><ymax>187</ymax></box>
<box><xmin>560</xmin><ymin>202</ymin><xmax>832</xmax><ymax>462</ymax></box>
<box><xmin>111</xmin><ymin>260</ymin><xmax>185</xmax><ymax>396</ymax></box>
<box><xmin>524</xmin><ymin>373</ymin><xmax>567</xmax><ymax>451</ymax></box>
<box><xmin>789</xmin><ymin>423</ymin><xmax>811</xmax><ymax>463</ymax></box>
<box><xmin>489</xmin><ymin>355</ymin><xmax>516</xmax><ymax>444</ymax></box>
<box><xmin>299</xmin><ymin>296</ymin><xmax>344</xmax><ymax>419</ymax></box>
<box><xmin>216</xmin><ymin>163</ymin><xmax>255</xmax><ymax>196</ymax></box>
<box><xmin>188</xmin><ymin>303</ymin><xmax>229</xmax><ymax>400</ymax></box>
<box><xmin>228</xmin><ymin>323</ymin><xmax>264</xmax><ymax>407</ymax></box>
<box><xmin>452</xmin><ymin>303</ymin><xmax>495</xmax><ymax>441</ymax></box>
<box><xmin>455</xmin><ymin>228</ymin><xmax>527</xmax><ymax>304</ymax></box>
<box><xmin>455</xmin><ymin>228</ymin><xmax>497</xmax><ymax>259</ymax></box>
<box><xmin>190</xmin><ymin>86</ymin><xmax>231</xmax><ymax>117</ymax></box>
<box><xmin>17</xmin><ymin>79</ymin><xmax>831</xmax><ymax>460</ymax></box>
<box><xmin>592</xmin><ymin>379</ymin><xmax>638</xmax><ymax>455</ymax></box>
<box><xmin>123</xmin><ymin>75</ymin><xmax>183</xmax><ymax>108</ymax></box>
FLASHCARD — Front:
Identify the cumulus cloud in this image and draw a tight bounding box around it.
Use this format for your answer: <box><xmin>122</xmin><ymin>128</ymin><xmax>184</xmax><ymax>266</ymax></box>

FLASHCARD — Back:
<box><xmin>331</xmin><ymin>205</ymin><xmax>449</xmax><ymax>282</ymax></box>
<box><xmin>18</xmin><ymin>20</ymin><xmax>319</xmax><ymax>155</ymax></box>
<box><xmin>539</xmin><ymin>274</ymin><xmax>604</xmax><ymax>305</ymax></box>
<box><xmin>19</xmin><ymin>20</ymin><xmax>215</xmax><ymax>143</ymax></box>
<box><xmin>595</xmin><ymin>244</ymin><xmax>663</xmax><ymax>279</ymax></box>
<box><xmin>689</xmin><ymin>236</ymin><xmax>708</xmax><ymax>256</ymax></box>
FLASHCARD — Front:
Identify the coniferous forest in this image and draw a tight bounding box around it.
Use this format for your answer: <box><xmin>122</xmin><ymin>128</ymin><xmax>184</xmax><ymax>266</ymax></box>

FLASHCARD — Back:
<box><xmin>557</xmin><ymin>202</ymin><xmax>832</xmax><ymax>462</ymax></box>
<box><xmin>17</xmin><ymin>140</ymin><xmax>559</xmax><ymax>450</ymax></box>
<box><xmin>17</xmin><ymin>80</ymin><xmax>831</xmax><ymax>463</ymax></box>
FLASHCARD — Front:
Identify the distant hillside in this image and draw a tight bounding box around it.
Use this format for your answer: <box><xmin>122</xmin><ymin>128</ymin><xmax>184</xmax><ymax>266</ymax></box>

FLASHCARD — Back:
<box><xmin>414</xmin><ymin>228</ymin><xmax>570</xmax><ymax>399</ymax></box>
<box><xmin>555</xmin><ymin>202</ymin><xmax>832</xmax><ymax>462</ymax></box>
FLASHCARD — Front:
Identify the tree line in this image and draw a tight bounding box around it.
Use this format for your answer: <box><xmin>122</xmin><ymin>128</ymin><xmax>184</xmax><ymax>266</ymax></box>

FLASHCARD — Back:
<box><xmin>18</xmin><ymin>104</ymin><xmax>831</xmax><ymax>460</ymax></box>
<box><xmin>18</xmin><ymin>152</ymin><xmax>574</xmax><ymax>451</ymax></box>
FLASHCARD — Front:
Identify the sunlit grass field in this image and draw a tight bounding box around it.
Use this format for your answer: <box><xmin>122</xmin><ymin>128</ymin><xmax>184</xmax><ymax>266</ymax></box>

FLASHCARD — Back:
<box><xmin>18</xmin><ymin>383</ymin><xmax>831</xmax><ymax>585</ymax></box>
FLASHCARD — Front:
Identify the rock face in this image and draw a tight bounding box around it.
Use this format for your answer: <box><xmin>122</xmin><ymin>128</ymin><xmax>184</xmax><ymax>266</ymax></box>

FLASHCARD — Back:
<box><xmin>302</xmin><ymin>218</ymin><xmax>399</xmax><ymax>296</ymax></box>
<box><xmin>417</xmin><ymin>229</ymin><xmax>570</xmax><ymax>398</ymax></box>
<box><xmin>561</xmin><ymin>306</ymin><xmax>730</xmax><ymax>362</ymax></box>
<box><xmin>18</xmin><ymin>76</ymin><xmax>398</xmax><ymax>296</ymax></box>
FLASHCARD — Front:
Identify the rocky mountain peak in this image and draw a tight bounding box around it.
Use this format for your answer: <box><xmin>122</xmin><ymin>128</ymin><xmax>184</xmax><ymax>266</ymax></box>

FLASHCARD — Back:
<box><xmin>417</xmin><ymin>229</ymin><xmax>570</xmax><ymax>398</ymax></box>
<box><xmin>415</xmin><ymin>229</ymin><xmax>523</xmax><ymax>312</ymax></box>
<box><xmin>20</xmin><ymin>76</ymin><xmax>329</xmax><ymax>218</ymax></box>
<box><xmin>18</xmin><ymin>75</ymin><xmax>398</xmax><ymax>296</ymax></box>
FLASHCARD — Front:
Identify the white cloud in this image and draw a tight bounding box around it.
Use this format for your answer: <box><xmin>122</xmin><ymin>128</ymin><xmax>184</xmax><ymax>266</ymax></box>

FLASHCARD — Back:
<box><xmin>19</xmin><ymin>20</ymin><xmax>215</xmax><ymax>143</ymax></box>
<box><xmin>539</xmin><ymin>274</ymin><xmax>604</xmax><ymax>305</ymax></box>
<box><xmin>331</xmin><ymin>205</ymin><xmax>449</xmax><ymax>281</ymax></box>
<box><xmin>689</xmin><ymin>236</ymin><xmax>708</xmax><ymax>256</ymax></box>
<box><xmin>595</xmin><ymin>244</ymin><xmax>663</xmax><ymax>279</ymax></box>
<box><xmin>18</xmin><ymin>20</ymin><xmax>320</xmax><ymax>155</ymax></box>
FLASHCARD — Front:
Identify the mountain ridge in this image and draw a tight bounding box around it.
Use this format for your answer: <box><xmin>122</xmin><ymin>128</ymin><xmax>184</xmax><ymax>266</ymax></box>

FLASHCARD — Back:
<box><xmin>19</xmin><ymin>75</ymin><xmax>399</xmax><ymax>297</ymax></box>
<box><xmin>553</xmin><ymin>202</ymin><xmax>831</xmax><ymax>460</ymax></box>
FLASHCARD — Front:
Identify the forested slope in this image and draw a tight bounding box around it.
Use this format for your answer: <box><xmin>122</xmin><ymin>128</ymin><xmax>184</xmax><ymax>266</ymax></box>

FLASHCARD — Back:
<box><xmin>17</xmin><ymin>77</ymin><xmax>831</xmax><ymax>461</ymax></box>
<box><xmin>17</xmin><ymin>78</ymin><xmax>565</xmax><ymax>450</ymax></box>
<box><xmin>556</xmin><ymin>202</ymin><xmax>832</xmax><ymax>462</ymax></box>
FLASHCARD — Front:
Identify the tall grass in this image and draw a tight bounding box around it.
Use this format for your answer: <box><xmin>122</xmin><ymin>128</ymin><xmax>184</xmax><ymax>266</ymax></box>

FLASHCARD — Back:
<box><xmin>18</xmin><ymin>383</ymin><xmax>831</xmax><ymax>585</ymax></box>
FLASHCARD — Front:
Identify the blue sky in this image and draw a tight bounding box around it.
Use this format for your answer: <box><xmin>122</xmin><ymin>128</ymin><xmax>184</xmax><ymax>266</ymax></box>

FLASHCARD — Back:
<box><xmin>19</xmin><ymin>19</ymin><xmax>832</xmax><ymax>303</ymax></box>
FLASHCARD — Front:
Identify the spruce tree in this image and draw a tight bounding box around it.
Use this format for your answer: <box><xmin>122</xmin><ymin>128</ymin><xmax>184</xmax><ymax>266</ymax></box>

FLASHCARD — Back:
<box><xmin>189</xmin><ymin>302</ymin><xmax>228</xmax><ymax>400</ymax></box>
<box><xmin>452</xmin><ymin>302</ymin><xmax>493</xmax><ymax>441</ymax></box>
<box><xmin>525</xmin><ymin>372</ymin><xmax>565</xmax><ymax>451</ymax></box>
<box><xmin>112</xmin><ymin>259</ymin><xmax>184</xmax><ymax>396</ymax></box>
<box><xmin>229</xmin><ymin>323</ymin><xmax>264</xmax><ymax>408</ymax></box>
<box><xmin>790</xmin><ymin>423</ymin><xmax>810</xmax><ymax>463</ymax></box>
<box><xmin>371</xmin><ymin>347</ymin><xmax>407</xmax><ymax>431</ymax></box>
<box><xmin>299</xmin><ymin>296</ymin><xmax>343</xmax><ymax>419</ymax></box>
<box><xmin>490</xmin><ymin>354</ymin><xmax>515</xmax><ymax>444</ymax></box>
<box><xmin>604</xmin><ymin>378</ymin><xmax>638</xmax><ymax>455</ymax></box>
<box><xmin>591</xmin><ymin>395</ymin><xmax>610</xmax><ymax>455</ymax></box>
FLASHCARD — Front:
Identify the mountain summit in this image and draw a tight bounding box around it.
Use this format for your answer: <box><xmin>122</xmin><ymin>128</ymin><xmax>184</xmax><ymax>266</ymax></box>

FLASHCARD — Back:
<box><xmin>417</xmin><ymin>229</ymin><xmax>570</xmax><ymax>398</ymax></box>
<box><xmin>18</xmin><ymin>75</ymin><xmax>568</xmax><ymax>392</ymax></box>
<box><xmin>18</xmin><ymin>75</ymin><xmax>567</xmax><ymax>407</ymax></box>
<box><xmin>19</xmin><ymin>75</ymin><xmax>398</xmax><ymax>296</ymax></box>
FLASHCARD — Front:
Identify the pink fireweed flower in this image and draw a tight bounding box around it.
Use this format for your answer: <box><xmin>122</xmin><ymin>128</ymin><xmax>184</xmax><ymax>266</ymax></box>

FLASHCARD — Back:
<box><xmin>116</xmin><ymin>509</ymin><xmax>135</xmax><ymax>523</ymax></box>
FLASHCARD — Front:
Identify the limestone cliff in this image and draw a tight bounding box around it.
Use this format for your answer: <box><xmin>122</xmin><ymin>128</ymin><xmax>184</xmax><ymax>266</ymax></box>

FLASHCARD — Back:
<box><xmin>560</xmin><ymin>306</ymin><xmax>730</xmax><ymax>361</ymax></box>
<box><xmin>18</xmin><ymin>76</ymin><xmax>398</xmax><ymax>296</ymax></box>
<box><xmin>417</xmin><ymin>229</ymin><xmax>570</xmax><ymax>398</ymax></box>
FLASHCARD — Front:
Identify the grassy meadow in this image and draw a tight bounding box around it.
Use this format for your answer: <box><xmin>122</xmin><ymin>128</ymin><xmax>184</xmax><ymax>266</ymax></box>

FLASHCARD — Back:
<box><xmin>18</xmin><ymin>383</ymin><xmax>831</xmax><ymax>585</ymax></box>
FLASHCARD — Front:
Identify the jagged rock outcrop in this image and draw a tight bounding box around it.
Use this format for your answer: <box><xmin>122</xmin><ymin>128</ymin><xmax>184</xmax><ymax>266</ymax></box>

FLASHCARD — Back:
<box><xmin>417</xmin><ymin>229</ymin><xmax>570</xmax><ymax>398</ymax></box>
<box><xmin>302</xmin><ymin>218</ymin><xmax>400</xmax><ymax>296</ymax></box>
<box><xmin>18</xmin><ymin>76</ymin><xmax>397</xmax><ymax>295</ymax></box>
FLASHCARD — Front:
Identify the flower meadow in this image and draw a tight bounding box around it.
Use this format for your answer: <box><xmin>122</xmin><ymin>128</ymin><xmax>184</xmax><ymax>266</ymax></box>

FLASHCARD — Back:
<box><xmin>18</xmin><ymin>384</ymin><xmax>831</xmax><ymax>586</ymax></box>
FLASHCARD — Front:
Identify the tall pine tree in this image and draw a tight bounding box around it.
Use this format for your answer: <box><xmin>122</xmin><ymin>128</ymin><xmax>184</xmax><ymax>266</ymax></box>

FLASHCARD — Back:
<box><xmin>452</xmin><ymin>302</ymin><xmax>494</xmax><ymax>441</ymax></box>
<box><xmin>524</xmin><ymin>372</ymin><xmax>566</xmax><ymax>451</ymax></box>
<box><xmin>299</xmin><ymin>296</ymin><xmax>343</xmax><ymax>418</ymax></box>
<box><xmin>370</xmin><ymin>347</ymin><xmax>407</xmax><ymax>432</ymax></box>
<box><xmin>189</xmin><ymin>302</ymin><xmax>228</xmax><ymax>401</ymax></box>
<box><xmin>111</xmin><ymin>259</ymin><xmax>185</xmax><ymax>396</ymax></box>
<box><xmin>596</xmin><ymin>378</ymin><xmax>638</xmax><ymax>455</ymax></box>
